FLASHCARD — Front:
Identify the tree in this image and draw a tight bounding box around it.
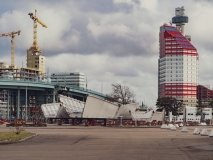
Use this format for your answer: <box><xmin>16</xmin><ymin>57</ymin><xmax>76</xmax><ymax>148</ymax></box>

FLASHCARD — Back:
<box><xmin>106</xmin><ymin>84</ymin><xmax>136</xmax><ymax>105</ymax></box>
<box><xmin>208</xmin><ymin>100</ymin><xmax>213</xmax><ymax>109</ymax></box>
<box><xmin>196</xmin><ymin>103</ymin><xmax>207</xmax><ymax>115</ymax></box>
<box><xmin>196</xmin><ymin>103</ymin><xmax>207</xmax><ymax>123</ymax></box>
<box><xmin>156</xmin><ymin>97</ymin><xmax>184</xmax><ymax>116</ymax></box>
<box><xmin>196</xmin><ymin>101</ymin><xmax>213</xmax><ymax>123</ymax></box>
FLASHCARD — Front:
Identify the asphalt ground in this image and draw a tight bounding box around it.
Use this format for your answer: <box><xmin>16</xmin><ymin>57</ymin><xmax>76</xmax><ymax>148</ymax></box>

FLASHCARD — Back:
<box><xmin>0</xmin><ymin>125</ymin><xmax>213</xmax><ymax>160</ymax></box>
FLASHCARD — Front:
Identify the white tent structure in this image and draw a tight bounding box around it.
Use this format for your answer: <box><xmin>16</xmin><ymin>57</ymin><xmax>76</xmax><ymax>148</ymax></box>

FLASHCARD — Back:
<box><xmin>115</xmin><ymin>103</ymin><xmax>139</xmax><ymax>119</ymax></box>
<box><xmin>41</xmin><ymin>103</ymin><xmax>58</xmax><ymax>118</ymax></box>
<box><xmin>41</xmin><ymin>95</ymin><xmax>163</xmax><ymax>121</ymax></box>
<box><xmin>59</xmin><ymin>95</ymin><xmax>85</xmax><ymax>118</ymax></box>
<box><xmin>82</xmin><ymin>95</ymin><xmax>140</xmax><ymax>119</ymax></box>
<box><xmin>131</xmin><ymin>110</ymin><xmax>156</xmax><ymax>122</ymax></box>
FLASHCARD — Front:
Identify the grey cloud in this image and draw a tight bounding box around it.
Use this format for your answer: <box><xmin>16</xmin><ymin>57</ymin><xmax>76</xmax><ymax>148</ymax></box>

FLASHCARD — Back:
<box><xmin>0</xmin><ymin>0</ymin><xmax>158</xmax><ymax>58</ymax></box>
<box><xmin>1</xmin><ymin>0</ymin><xmax>213</xmax><ymax>106</ymax></box>
<box><xmin>193</xmin><ymin>0</ymin><xmax>213</xmax><ymax>3</ymax></box>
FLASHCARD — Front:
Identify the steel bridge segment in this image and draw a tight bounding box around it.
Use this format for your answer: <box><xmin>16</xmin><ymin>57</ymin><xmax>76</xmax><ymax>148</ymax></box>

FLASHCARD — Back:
<box><xmin>56</xmin><ymin>84</ymin><xmax>107</xmax><ymax>99</ymax></box>
<box><xmin>0</xmin><ymin>79</ymin><xmax>106</xmax><ymax>100</ymax></box>
<box><xmin>0</xmin><ymin>79</ymin><xmax>55</xmax><ymax>121</ymax></box>
<box><xmin>0</xmin><ymin>79</ymin><xmax>107</xmax><ymax>121</ymax></box>
<box><xmin>0</xmin><ymin>79</ymin><xmax>54</xmax><ymax>89</ymax></box>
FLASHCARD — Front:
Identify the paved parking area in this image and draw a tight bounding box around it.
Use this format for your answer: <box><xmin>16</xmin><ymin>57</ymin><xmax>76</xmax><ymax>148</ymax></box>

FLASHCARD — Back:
<box><xmin>0</xmin><ymin>125</ymin><xmax>213</xmax><ymax>160</ymax></box>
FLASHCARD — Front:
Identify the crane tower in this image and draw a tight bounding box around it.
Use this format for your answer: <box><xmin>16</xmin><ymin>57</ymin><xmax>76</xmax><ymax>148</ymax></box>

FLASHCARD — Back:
<box><xmin>0</xmin><ymin>30</ymin><xmax>21</xmax><ymax>68</ymax></box>
<box><xmin>27</xmin><ymin>9</ymin><xmax>47</xmax><ymax>75</ymax></box>
<box><xmin>28</xmin><ymin>9</ymin><xmax>47</xmax><ymax>52</ymax></box>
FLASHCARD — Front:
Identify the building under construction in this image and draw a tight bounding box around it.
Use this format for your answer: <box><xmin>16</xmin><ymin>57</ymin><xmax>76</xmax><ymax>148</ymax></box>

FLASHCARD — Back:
<box><xmin>26</xmin><ymin>9</ymin><xmax>47</xmax><ymax>75</ymax></box>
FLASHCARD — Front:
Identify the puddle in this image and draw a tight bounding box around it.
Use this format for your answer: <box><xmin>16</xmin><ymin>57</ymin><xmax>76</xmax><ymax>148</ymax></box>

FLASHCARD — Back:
<box><xmin>190</xmin><ymin>145</ymin><xmax>213</xmax><ymax>151</ymax></box>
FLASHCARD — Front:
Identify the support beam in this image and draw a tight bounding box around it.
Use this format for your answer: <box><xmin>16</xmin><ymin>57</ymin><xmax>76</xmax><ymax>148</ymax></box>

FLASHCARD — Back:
<box><xmin>46</xmin><ymin>90</ymin><xmax>48</xmax><ymax>104</ymax></box>
<box><xmin>26</xmin><ymin>87</ymin><xmax>28</xmax><ymax>121</ymax></box>
<box><xmin>53</xmin><ymin>90</ymin><xmax>55</xmax><ymax>103</ymax></box>
<box><xmin>17</xmin><ymin>87</ymin><xmax>20</xmax><ymax>119</ymax></box>
<box><xmin>7</xmin><ymin>90</ymin><xmax>9</xmax><ymax>120</ymax></box>
<box><xmin>10</xmin><ymin>93</ymin><xmax>12</xmax><ymax>122</ymax></box>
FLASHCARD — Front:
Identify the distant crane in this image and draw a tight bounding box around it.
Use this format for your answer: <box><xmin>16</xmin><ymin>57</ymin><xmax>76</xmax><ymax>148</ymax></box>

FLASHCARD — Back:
<box><xmin>0</xmin><ymin>30</ymin><xmax>21</xmax><ymax>68</ymax></box>
<box><xmin>28</xmin><ymin>9</ymin><xmax>47</xmax><ymax>52</ymax></box>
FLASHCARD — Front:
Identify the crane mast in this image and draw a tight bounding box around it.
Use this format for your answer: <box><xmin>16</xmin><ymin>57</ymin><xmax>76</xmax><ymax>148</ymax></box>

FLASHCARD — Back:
<box><xmin>28</xmin><ymin>9</ymin><xmax>47</xmax><ymax>52</ymax></box>
<box><xmin>0</xmin><ymin>30</ymin><xmax>21</xmax><ymax>68</ymax></box>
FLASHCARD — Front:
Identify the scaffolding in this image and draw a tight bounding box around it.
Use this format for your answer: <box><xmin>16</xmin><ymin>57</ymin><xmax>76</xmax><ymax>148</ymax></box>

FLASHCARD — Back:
<box><xmin>0</xmin><ymin>88</ymin><xmax>54</xmax><ymax>122</ymax></box>
<box><xmin>0</xmin><ymin>68</ymin><xmax>41</xmax><ymax>81</ymax></box>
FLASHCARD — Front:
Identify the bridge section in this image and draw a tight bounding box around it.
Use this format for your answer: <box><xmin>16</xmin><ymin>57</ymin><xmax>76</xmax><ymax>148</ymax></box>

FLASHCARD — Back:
<box><xmin>0</xmin><ymin>79</ymin><xmax>107</xmax><ymax>121</ymax></box>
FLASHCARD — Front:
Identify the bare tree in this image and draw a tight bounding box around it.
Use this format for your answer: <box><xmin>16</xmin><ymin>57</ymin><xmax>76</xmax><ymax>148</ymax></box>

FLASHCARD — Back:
<box><xmin>156</xmin><ymin>97</ymin><xmax>184</xmax><ymax>116</ymax></box>
<box><xmin>106</xmin><ymin>84</ymin><xmax>136</xmax><ymax>105</ymax></box>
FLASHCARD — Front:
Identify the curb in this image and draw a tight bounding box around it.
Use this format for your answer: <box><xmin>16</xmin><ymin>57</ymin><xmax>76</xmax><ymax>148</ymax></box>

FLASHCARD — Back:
<box><xmin>0</xmin><ymin>133</ymin><xmax>38</xmax><ymax>145</ymax></box>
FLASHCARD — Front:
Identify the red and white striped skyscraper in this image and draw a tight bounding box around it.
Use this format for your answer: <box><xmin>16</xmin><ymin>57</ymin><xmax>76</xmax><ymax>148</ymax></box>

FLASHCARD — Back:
<box><xmin>158</xmin><ymin>7</ymin><xmax>198</xmax><ymax>107</ymax></box>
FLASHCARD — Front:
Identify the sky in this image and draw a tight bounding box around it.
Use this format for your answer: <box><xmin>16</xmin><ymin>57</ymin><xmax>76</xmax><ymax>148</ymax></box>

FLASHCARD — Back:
<box><xmin>0</xmin><ymin>0</ymin><xmax>213</xmax><ymax>106</ymax></box>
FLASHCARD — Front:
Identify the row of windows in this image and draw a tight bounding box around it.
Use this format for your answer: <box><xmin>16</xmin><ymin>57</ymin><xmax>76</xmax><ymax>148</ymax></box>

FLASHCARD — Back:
<box><xmin>160</xmin><ymin>76</ymin><xmax>198</xmax><ymax>79</ymax></box>
<box><xmin>165</xmin><ymin>42</ymin><xmax>178</xmax><ymax>45</ymax></box>
<box><xmin>176</xmin><ymin>37</ymin><xmax>185</xmax><ymax>40</ymax></box>
<box><xmin>35</xmin><ymin>57</ymin><xmax>44</xmax><ymax>60</ymax></box>
<box><xmin>51</xmin><ymin>79</ymin><xmax>85</xmax><ymax>82</ymax></box>
<box><xmin>165</xmin><ymin>88</ymin><xmax>197</xmax><ymax>90</ymax></box>
<box><xmin>51</xmin><ymin>77</ymin><xmax>84</xmax><ymax>79</ymax></box>
<box><xmin>160</xmin><ymin>79</ymin><xmax>197</xmax><ymax>82</ymax></box>
<box><xmin>177</xmin><ymin>41</ymin><xmax>190</xmax><ymax>45</ymax></box>
<box><xmin>35</xmin><ymin>61</ymin><xmax>43</xmax><ymax>64</ymax></box>
<box><xmin>164</xmin><ymin>70</ymin><xmax>197</xmax><ymax>73</ymax></box>
<box><xmin>160</xmin><ymin>74</ymin><xmax>198</xmax><ymax>76</ymax></box>
<box><xmin>164</xmin><ymin>83</ymin><xmax>197</xmax><ymax>86</ymax></box>
<box><xmin>187</xmin><ymin>113</ymin><xmax>210</xmax><ymax>116</ymax></box>
<box><xmin>165</xmin><ymin>50</ymin><xmax>196</xmax><ymax>53</ymax></box>
<box><xmin>163</xmin><ymin>75</ymin><xmax>197</xmax><ymax>78</ymax></box>
<box><xmin>161</xmin><ymin>66</ymin><xmax>197</xmax><ymax>69</ymax></box>
<box><xmin>161</xmin><ymin>63</ymin><xmax>197</xmax><ymax>65</ymax></box>
<box><xmin>160</xmin><ymin>79</ymin><xmax>198</xmax><ymax>82</ymax></box>
<box><xmin>52</xmin><ymin>73</ymin><xmax>84</xmax><ymax>76</ymax></box>
<box><xmin>160</xmin><ymin>56</ymin><xmax>198</xmax><ymax>60</ymax></box>
<box><xmin>176</xmin><ymin>34</ymin><xmax>183</xmax><ymax>37</ymax></box>
<box><xmin>164</xmin><ymin>91</ymin><xmax>197</xmax><ymax>94</ymax></box>
<box><xmin>165</xmin><ymin>27</ymin><xmax>177</xmax><ymax>31</ymax></box>
<box><xmin>164</xmin><ymin>95</ymin><xmax>197</xmax><ymax>98</ymax></box>
<box><xmin>52</xmin><ymin>81</ymin><xmax>84</xmax><ymax>84</ymax></box>
<box><xmin>182</xmin><ymin>45</ymin><xmax>195</xmax><ymax>49</ymax></box>
<box><xmin>165</xmin><ymin>46</ymin><xmax>182</xmax><ymax>49</ymax></box>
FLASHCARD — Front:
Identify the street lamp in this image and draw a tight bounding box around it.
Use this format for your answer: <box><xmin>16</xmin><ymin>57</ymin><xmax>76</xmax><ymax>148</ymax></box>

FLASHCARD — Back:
<box><xmin>119</xmin><ymin>116</ymin><xmax>123</xmax><ymax>127</ymax></box>
<box><xmin>181</xmin><ymin>104</ymin><xmax>188</xmax><ymax>132</ymax></box>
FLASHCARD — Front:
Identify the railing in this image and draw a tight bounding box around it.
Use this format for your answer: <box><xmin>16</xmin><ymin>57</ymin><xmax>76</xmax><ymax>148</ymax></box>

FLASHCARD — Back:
<box><xmin>54</xmin><ymin>83</ymin><xmax>107</xmax><ymax>98</ymax></box>
<box><xmin>0</xmin><ymin>78</ymin><xmax>107</xmax><ymax>98</ymax></box>
<box><xmin>0</xmin><ymin>77</ymin><xmax>52</xmax><ymax>85</ymax></box>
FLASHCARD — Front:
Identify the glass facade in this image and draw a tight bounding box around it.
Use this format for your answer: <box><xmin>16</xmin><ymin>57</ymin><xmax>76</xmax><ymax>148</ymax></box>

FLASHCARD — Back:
<box><xmin>172</xmin><ymin>16</ymin><xmax>188</xmax><ymax>24</ymax></box>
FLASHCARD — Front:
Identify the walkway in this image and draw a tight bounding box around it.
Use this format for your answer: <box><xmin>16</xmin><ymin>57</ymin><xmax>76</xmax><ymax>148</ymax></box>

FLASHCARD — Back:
<box><xmin>0</xmin><ymin>125</ymin><xmax>213</xmax><ymax>160</ymax></box>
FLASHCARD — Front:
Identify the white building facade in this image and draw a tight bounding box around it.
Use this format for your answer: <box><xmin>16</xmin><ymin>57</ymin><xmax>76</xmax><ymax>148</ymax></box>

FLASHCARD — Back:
<box><xmin>51</xmin><ymin>72</ymin><xmax>85</xmax><ymax>88</ymax></box>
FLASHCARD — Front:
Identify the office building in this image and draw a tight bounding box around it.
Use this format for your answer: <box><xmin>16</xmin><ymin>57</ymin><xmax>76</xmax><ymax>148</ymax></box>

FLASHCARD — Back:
<box><xmin>158</xmin><ymin>7</ymin><xmax>199</xmax><ymax>107</ymax></box>
<box><xmin>51</xmin><ymin>72</ymin><xmax>85</xmax><ymax>88</ymax></box>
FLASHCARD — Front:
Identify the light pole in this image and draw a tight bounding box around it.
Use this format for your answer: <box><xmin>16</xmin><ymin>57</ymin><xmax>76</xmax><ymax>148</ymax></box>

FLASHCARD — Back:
<box><xmin>7</xmin><ymin>90</ymin><xmax>10</xmax><ymax>121</ymax></box>
<box><xmin>181</xmin><ymin>105</ymin><xmax>188</xmax><ymax>132</ymax></box>
<box><xmin>119</xmin><ymin>116</ymin><xmax>123</xmax><ymax>127</ymax></box>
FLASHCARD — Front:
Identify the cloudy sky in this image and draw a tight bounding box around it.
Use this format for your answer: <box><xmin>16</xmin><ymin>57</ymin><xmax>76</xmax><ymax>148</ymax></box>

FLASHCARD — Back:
<box><xmin>0</xmin><ymin>0</ymin><xmax>212</xmax><ymax>106</ymax></box>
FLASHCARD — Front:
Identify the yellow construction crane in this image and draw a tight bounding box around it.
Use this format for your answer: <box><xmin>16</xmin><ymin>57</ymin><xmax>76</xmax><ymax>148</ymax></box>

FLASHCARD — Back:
<box><xmin>28</xmin><ymin>9</ymin><xmax>47</xmax><ymax>52</ymax></box>
<box><xmin>0</xmin><ymin>30</ymin><xmax>21</xmax><ymax>68</ymax></box>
